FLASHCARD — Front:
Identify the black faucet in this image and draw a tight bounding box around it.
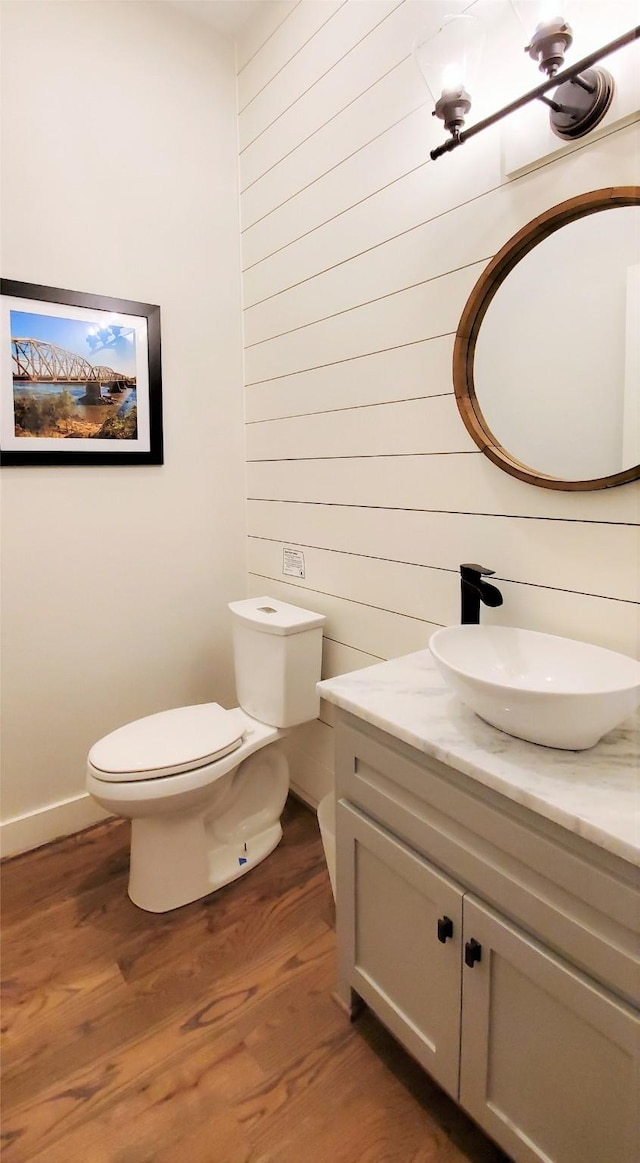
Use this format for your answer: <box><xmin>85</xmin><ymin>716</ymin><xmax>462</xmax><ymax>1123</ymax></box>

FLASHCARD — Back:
<box><xmin>460</xmin><ymin>564</ymin><xmax>504</xmax><ymax>625</ymax></box>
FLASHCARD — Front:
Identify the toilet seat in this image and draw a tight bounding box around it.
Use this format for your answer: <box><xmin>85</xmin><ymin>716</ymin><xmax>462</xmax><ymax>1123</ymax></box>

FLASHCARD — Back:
<box><xmin>88</xmin><ymin>703</ymin><xmax>245</xmax><ymax>781</ymax></box>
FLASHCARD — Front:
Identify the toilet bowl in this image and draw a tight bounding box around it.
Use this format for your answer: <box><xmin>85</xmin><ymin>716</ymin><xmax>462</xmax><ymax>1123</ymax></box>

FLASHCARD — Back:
<box><xmin>86</xmin><ymin>597</ymin><xmax>325</xmax><ymax>912</ymax></box>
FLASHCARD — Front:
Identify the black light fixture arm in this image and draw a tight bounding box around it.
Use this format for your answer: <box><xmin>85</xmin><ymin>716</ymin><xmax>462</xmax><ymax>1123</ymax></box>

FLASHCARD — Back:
<box><xmin>430</xmin><ymin>24</ymin><xmax>639</xmax><ymax>161</ymax></box>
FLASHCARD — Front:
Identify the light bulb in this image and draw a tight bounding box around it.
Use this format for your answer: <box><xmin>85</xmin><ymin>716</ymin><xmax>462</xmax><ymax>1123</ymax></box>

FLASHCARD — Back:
<box><xmin>538</xmin><ymin>1</ymin><xmax>565</xmax><ymax>23</ymax></box>
<box><xmin>442</xmin><ymin>61</ymin><xmax>465</xmax><ymax>92</ymax></box>
<box><xmin>413</xmin><ymin>14</ymin><xmax>485</xmax><ymax>104</ymax></box>
<box><xmin>510</xmin><ymin>1</ymin><xmax>571</xmax><ymax>33</ymax></box>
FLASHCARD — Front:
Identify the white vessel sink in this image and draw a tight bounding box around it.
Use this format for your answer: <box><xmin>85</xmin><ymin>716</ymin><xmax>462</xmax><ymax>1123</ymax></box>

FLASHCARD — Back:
<box><xmin>429</xmin><ymin>625</ymin><xmax>640</xmax><ymax>750</ymax></box>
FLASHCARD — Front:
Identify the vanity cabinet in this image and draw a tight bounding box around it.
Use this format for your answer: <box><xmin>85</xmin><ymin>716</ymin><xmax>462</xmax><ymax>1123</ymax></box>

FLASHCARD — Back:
<box><xmin>340</xmin><ymin>802</ymin><xmax>464</xmax><ymax>1097</ymax></box>
<box><xmin>334</xmin><ymin>712</ymin><xmax>640</xmax><ymax>1163</ymax></box>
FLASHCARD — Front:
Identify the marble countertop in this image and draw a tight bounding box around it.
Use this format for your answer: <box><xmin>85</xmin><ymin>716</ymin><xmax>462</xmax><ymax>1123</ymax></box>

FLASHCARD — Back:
<box><xmin>318</xmin><ymin>650</ymin><xmax>640</xmax><ymax>866</ymax></box>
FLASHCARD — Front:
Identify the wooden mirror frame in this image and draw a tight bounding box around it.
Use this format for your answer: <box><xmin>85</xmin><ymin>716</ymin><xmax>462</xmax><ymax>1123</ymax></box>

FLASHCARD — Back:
<box><xmin>453</xmin><ymin>187</ymin><xmax>640</xmax><ymax>491</ymax></box>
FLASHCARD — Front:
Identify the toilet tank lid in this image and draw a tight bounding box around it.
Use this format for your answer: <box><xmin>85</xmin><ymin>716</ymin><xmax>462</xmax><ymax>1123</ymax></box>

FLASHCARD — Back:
<box><xmin>229</xmin><ymin>597</ymin><xmax>326</xmax><ymax>636</ymax></box>
<box><xmin>88</xmin><ymin>703</ymin><xmax>245</xmax><ymax>779</ymax></box>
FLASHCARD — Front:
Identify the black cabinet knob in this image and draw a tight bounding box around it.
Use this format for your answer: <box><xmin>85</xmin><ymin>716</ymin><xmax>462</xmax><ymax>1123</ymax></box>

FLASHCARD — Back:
<box><xmin>437</xmin><ymin>915</ymin><xmax>454</xmax><ymax>943</ymax></box>
<box><xmin>465</xmin><ymin>938</ymin><xmax>482</xmax><ymax>967</ymax></box>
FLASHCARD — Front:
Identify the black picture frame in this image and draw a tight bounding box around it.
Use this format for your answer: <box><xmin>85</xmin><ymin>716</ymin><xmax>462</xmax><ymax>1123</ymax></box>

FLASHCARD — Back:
<box><xmin>1</xmin><ymin>280</ymin><xmax>163</xmax><ymax>466</ymax></box>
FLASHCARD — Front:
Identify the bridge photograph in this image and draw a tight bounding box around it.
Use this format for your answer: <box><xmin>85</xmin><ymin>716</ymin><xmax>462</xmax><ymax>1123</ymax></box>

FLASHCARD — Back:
<box><xmin>10</xmin><ymin>308</ymin><xmax>138</xmax><ymax>441</ymax></box>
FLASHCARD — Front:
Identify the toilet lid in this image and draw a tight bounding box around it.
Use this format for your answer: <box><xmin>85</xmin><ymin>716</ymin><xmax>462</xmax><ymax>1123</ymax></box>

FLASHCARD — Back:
<box><xmin>88</xmin><ymin>703</ymin><xmax>245</xmax><ymax>781</ymax></box>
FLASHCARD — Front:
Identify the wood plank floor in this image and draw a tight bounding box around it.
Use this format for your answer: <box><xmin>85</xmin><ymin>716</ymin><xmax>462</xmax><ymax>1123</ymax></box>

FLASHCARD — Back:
<box><xmin>1</xmin><ymin>798</ymin><xmax>510</xmax><ymax>1163</ymax></box>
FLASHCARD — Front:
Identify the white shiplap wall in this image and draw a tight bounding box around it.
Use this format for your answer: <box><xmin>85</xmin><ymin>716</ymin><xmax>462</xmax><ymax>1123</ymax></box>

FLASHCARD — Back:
<box><xmin>235</xmin><ymin>0</ymin><xmax>640</xmax><ymax>806</ymax></box>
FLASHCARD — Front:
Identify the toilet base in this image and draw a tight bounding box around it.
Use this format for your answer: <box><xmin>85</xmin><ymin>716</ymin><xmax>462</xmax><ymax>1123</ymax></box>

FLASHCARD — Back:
<box><xmin>209</xmin><ymin>821</ymin><xmax>282</xmax><ymax>893</ymax></box>
<box><xmin>128</xmin><ymin>815</ymin><xmax>283</xmax><ymax>913</ymax></box>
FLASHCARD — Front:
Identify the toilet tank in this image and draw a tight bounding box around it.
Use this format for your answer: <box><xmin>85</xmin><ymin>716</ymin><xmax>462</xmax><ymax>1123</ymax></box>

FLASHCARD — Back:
<box><xmin>228</xmin><ymin>597</ymin><xmax>326</xmax><ymax>728</ymax></box>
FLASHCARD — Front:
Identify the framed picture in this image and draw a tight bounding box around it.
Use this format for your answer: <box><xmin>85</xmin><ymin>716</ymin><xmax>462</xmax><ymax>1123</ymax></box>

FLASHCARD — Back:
<box><xmin>0</xmin><ymin>280</ymin><xmax>163</xmax><ymax>466</ymax></box>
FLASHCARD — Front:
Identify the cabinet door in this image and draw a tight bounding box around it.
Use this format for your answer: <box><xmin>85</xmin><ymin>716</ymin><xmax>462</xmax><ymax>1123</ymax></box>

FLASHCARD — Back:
<box><xmin>460</xmin><ymin>896</ymin><xmax>640</xmax><ymax>1163</ymax></box>
<box><xmin>337</xmin><ymin>801</ymin><xmax>464</xmax><ymax>1098</ymax></box>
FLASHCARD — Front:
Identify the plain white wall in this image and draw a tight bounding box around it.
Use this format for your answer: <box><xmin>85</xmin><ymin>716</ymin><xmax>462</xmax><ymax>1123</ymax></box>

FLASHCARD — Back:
<box><xmin>0</xmin><ymin>1</ymin><xmax>248</xmax><ymax>853</ymax></box>
<box><xmin>235</xmin><ymin>0</ymin><xmax>640</xmax><ymax>807</ymax></box>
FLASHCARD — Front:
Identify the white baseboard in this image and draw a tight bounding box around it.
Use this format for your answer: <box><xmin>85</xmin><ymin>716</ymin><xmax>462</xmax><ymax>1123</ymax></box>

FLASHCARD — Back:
<box><xmin>1</xmin><ymin>779</ymin><xmax>328</xmax><ymax>859</ymax></box>
<box><xmin>284</xmin><ymin>746</ymin><xmax>334</xmax><ymax>811</ymax></box>
<box><xmin>0</xmin><ymin>793</ymin><xmax>112</xmax><ymax>859</ymax></box>
<box><xmin>289</xmin><ymin>783</ymin><xmax>320</xmax><ymax>812</ymax></box>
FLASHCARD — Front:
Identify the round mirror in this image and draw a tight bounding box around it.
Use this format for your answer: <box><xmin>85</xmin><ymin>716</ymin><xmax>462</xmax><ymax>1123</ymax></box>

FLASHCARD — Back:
<box><xmin>453</xmin><ymin>188</ymin><xmax>640</xmax><ymax>490</ymax></box>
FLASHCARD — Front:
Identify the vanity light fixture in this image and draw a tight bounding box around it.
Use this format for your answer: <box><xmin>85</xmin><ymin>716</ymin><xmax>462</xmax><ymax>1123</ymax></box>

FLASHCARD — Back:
<box><xmin>415</xmin><ymin>6</ymin><xmax>639</xmax><ymax>161</ymax></box>
<box><xmin>413</xmin><ymin>14</ymin><xmax>486</xmax><ymax>140</ymax></box>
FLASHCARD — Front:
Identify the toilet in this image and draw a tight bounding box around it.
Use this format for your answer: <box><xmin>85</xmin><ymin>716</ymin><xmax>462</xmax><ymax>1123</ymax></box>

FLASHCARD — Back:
<box><xmin>86</xmin><ymin>597</ymin><xmax>326</xmax><ymax>912</ymax></box>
